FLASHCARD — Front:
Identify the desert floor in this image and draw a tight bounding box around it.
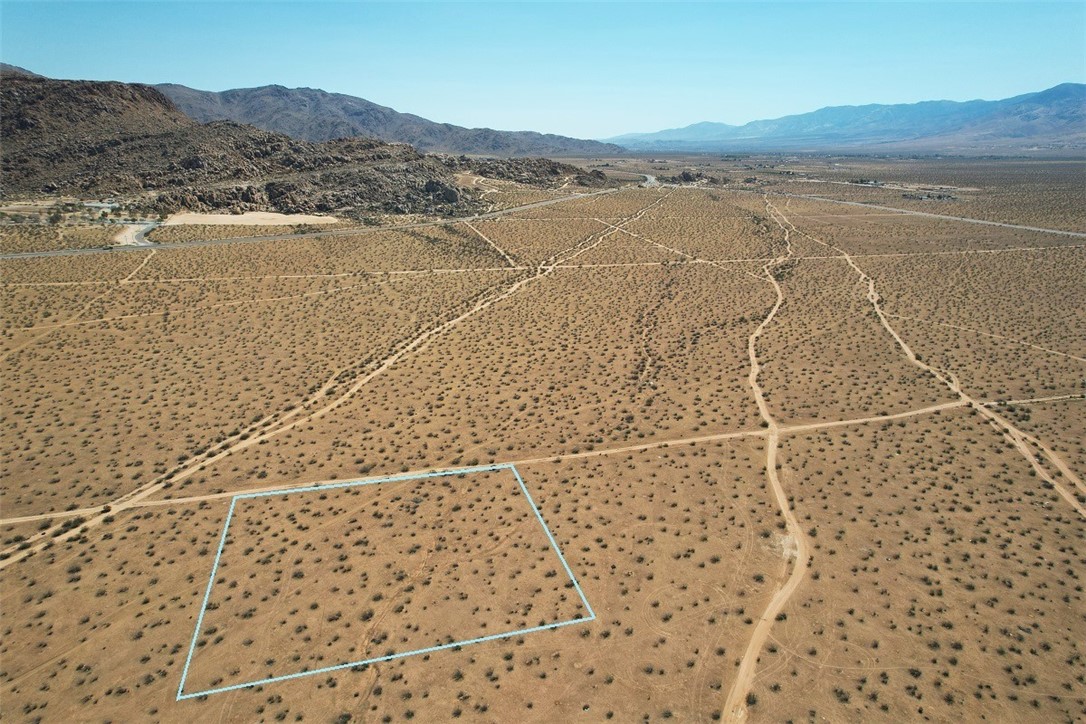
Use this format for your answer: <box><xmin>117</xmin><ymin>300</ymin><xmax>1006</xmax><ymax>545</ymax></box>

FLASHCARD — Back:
<box><xmin>2</xmin><ymin>164</ymin><xmax>1084</xmax><ymax>723</ymax></box>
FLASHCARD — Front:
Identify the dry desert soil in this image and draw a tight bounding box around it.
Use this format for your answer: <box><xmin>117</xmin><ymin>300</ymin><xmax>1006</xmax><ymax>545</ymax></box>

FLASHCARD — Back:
<box><xmin>2</xmin><ymin>159</ymin><xmax>1084</xmax><ymax>723</ymax></box>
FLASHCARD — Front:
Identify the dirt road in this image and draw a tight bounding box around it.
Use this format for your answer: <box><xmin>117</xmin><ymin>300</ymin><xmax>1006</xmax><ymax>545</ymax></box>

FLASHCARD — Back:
<box><xmin>722</xmin><ymin>198</ymin><xmax>811</xmax><ymax>723</ymax></box>
<box><xmin>774</xmin><ymin>202</ymin><xmax>1086</xmax><ymax>520</ymax></box>
<box><xmin>773</xmin><ymin>191</ymin><xmax>1086</xmax><ymax>239</ymax></box>
<box><xmin>1</xmin><ymin>400</ymin><xmax>982</xmax><ymax>528</ymax></box>
<box><xmin>0</xmin><ymin>189</ymin><xmax>618</xmax><ymax>261</ymax></box>
<box><xmin>0</xmin><ymin>190</ymin><xmax>670</xmax><ymax>570</ymax></box>
<box><xmin>720</xmin><ymin>194</ymin><xmax>1086</xmax><ymax>721</ymax></box>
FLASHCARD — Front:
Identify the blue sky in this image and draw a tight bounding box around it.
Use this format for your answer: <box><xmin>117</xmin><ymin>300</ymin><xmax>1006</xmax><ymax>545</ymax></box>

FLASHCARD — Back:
<box><xmin>2</xmin><ymin>1</ymin><xmax>1083</xmax><ymax>138</ymax></box>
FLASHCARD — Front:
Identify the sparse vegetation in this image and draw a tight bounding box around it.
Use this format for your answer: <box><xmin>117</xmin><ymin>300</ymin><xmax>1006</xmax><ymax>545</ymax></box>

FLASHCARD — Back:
<box><xmin>2</xmin><ymin>164</ymin><xmax>1083</xmax><ymax>722</ymax></box>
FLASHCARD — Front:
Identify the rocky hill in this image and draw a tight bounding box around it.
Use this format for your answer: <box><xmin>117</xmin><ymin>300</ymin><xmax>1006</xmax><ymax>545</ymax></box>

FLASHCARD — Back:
<box><xmin>0</xmin><ymin>63</ymin><xmax>44</xmax><ymax>78</ymax></box>
<box><xmin>157</xmin><ymin>83</ymin><xmax>622</xmax><ymax>157</ymax></box>
<box><xmin>3</xmin><ymin>76</ymin><xmax>191</xmax><ymax>150</ymax></box>
<box><xmin>1</xmin><ymin>75</ymin><xmax>599</xmax><ymax>218</ymax></box>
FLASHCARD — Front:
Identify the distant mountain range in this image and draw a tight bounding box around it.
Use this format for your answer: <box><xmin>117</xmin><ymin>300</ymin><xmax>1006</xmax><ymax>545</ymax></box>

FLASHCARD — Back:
<box><xmin>156</xmin><ymin>83</ymin><xmax>620</xmax><ymax>157</ymax></box>
<box><xmin>5</xmin><ymin>62</ymin><xmax>1081</xmax><ymax>155</ymax></box>
<box><xmin>606</xmin><ymin>84</ymin><xmax>1086</xmax><ymax>152</ymax></box>
<box><xmin>2</xmin><ymin>63</ymin><xmax>618</xmax><ymax>157</ymax></box>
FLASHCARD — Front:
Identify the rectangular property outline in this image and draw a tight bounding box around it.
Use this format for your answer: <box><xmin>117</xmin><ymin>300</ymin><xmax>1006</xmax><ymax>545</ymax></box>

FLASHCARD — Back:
<box><xmin>177</xmin><ymin>463</ymin><xmax>595</xmax><ymax>700</ymax></box>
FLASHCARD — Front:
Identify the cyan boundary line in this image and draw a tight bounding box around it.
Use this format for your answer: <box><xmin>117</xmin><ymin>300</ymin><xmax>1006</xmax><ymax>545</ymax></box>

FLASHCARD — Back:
<box><xmin>176</xmin><ymin>495</ymin><xmax>239</xmax><ymax>700</ymax></box>
<box><xmin>237</xmin><ymin>463</ymin><xmax>512</xmax><ymax>500</ymax></box>
<box><xmin>510</xmin><ymin>465</ymin><xmax>596</xmax><ymax>620</ymax></box>
<box><xmin>177</xmin><ymin>616</ymin><xmax>590</xmax><ymax>700</ymax></box>
<box><xmin>176</xmin><ymin>463</ymin><xmax>592</xmax><ymax>700</ymax></box>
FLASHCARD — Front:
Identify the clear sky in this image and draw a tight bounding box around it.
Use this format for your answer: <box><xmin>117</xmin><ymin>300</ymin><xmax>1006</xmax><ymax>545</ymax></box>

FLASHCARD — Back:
<box><xmin>2</xmin><ymin>1</ymin><xmax>1083</xmax><ymax>138</ymax></box>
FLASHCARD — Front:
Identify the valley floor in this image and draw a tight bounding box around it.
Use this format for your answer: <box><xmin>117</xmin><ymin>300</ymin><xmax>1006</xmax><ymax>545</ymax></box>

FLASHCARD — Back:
<box><xmin>2</xmin><ymin>181</ymin><xmax>1084</xmax><ymax>723</ymax></box>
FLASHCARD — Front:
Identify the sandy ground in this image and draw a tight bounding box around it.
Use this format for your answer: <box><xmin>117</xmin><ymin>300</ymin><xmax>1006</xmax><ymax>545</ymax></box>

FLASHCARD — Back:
<box><xmin>162</xmin><ymin>211</ymin><xmax>340</xmax><ymax>226</ymax></box>
<box><xmin>2</xmin><ymin>174</ymin><xmax>1084</xmax><ymax>723</ymax></box>
<box><xmin>110</xmin><ymin>223</ymin><xmax>149</xmax><ymax>245</ymax></box>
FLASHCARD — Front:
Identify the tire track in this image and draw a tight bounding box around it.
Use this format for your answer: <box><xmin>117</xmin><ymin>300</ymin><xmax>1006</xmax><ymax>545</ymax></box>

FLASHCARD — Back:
<box><xmin>883</xmin><ymin>311</ymin><xmax>1086</xmax><ymax>363</ymax></box>
<box><xmin>462</xmin><ymin>220</ymin><xmax>518</xmax><ymax>268</ymax></box>
<box><xmin>773</xmin><ymin>206</ymin><xmax>1086</xmax><ymax>517</ymax></box>
<box><xmin>722</xmin><ymin>197</ymin><xmax>811</xmax><ymax>723</ymax></box>
<box><xmin>0</xmin><ymin>192</ymin><xmax>671</xmax><ymax>569</ymax></box>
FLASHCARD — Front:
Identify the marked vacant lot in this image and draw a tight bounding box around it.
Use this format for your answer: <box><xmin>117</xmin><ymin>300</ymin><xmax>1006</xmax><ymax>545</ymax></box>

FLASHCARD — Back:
<box><xmin>178</xmin><ymin>464</ymin><xmax>591</xmax><ymax>698</ymax></box>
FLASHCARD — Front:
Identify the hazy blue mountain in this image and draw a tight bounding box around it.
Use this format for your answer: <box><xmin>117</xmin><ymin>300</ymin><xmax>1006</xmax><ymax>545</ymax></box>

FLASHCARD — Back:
<box><xmin>157</xmin><ymin>83</ymin><xmax>621</xmax><ymax>157</ymax></box>
<box><xmin>0</xmin><ymin>62</ymin><xmax>44</xmax><ymax>78</ymax></box>
<box><xmin>607</xmin><ymin>84</ymin><xmax>1086</xmax><ymax>152</ymax></box>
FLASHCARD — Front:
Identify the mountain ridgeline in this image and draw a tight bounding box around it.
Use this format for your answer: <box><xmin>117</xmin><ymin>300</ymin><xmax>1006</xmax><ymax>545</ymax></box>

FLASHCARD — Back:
<box><xmin>156</xmin><ymin>83</ymin><xmax>621</xmax><ymax>157</ymax></box>
<box><xmin>607</xmin><ymin>84</ymin><xmax>1086</xmax><ymax>152</ymax></box>
<box><xmin>0</xmin><ymin>74</ymin><xmax>600</xmax><ymax>217</ymax></box>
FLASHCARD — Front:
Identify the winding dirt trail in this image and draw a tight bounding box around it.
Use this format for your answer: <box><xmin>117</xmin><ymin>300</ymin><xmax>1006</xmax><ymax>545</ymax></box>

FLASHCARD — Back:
<box><xmin>0</xmin><ymin>191</ymin><xmax>671</xmax><ymax>570</ymax></box>
<box><xmin>721</xmin><ymin>195</ymin><xmax>1086</xmax><ymax>720</ymax></box>
<box><xmin>773</xmin><ymin>204</ymin><xmax>1086</xmax><ymax>518</ymax></box>
<box><xmin>462</xmin><ymin>220</ymin><xmax>518</xmax><ymax>267</ymax></box>
<box><xmin>722</xmin><ymin>198</ymin><xmax>811</xmax><ymax>723</ymax></box>
<box><xmin>0</xmin><ymin>399</ymin><xmax>982</xmax><ymax>527</ymax></box>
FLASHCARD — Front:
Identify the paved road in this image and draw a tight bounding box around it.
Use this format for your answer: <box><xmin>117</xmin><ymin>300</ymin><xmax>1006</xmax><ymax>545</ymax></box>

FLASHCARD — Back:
<box><xmin>109</xmin><ymin>221</ymin><xmax>159</xmax><ymax>247</ymax></box>
<box><xmin>134</xmin><ymin>221</ymin><xmax>159</xmax><ymax>244</ymax></box>
<box><xmin>0</xmin><ymin>189</ymin><xmax>617</xmax><ymax>261</ymax></box>
<box><xmin>771</xmin><ymin>191</ymin><xmax>1086</xmax><ymax>238</ymax></box>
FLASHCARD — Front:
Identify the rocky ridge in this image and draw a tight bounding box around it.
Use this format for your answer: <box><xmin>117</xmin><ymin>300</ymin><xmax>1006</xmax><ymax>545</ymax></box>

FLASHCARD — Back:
<box><xmin>1</xmin><ymin>75</ymin><xmax>608</xmax><ymax>218</ymax></box>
